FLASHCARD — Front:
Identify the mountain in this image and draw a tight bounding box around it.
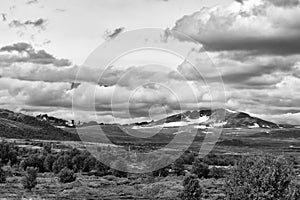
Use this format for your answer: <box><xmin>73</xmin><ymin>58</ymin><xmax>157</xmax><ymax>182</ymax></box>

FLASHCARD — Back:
<box><xmin>0</xmin><ymin>109</ymin><xmax>80</xmax><ymax>141</ymax></box>
<box><xmin>138</xmin><ymin>108</ymin><xmax>280</xmax><ymax>129</ymax></box>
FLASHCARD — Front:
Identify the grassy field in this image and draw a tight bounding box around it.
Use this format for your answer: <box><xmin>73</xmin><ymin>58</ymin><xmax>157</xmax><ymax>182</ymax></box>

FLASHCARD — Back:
<box><xmin>0</xmin><ymin>125</ymin><xmax>299</xmax><ymax>199</ymax></box>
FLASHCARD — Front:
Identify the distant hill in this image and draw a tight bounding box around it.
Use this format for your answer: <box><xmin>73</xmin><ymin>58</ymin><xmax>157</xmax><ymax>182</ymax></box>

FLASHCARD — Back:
<box><xmin>0</xmin><ymin>109</ymin><xmax>80</xmax><ymax>141</ymax></box>
<box><xmin>138</xmin><ymin>108</ymin><xmax>281</xmax><ymax>129</ymax></box>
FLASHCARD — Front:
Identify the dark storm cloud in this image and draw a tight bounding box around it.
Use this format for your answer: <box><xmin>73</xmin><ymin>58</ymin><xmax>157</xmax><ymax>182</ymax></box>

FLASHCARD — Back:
<box><xmin>0</xmin><ymin>42</ymin><xmax>72</xmax><ymax>67</ymax></box>
<box><xmin>104</xmin><ymin>27</ymin><xmax>125</xmax><ymax>40</ymax></box>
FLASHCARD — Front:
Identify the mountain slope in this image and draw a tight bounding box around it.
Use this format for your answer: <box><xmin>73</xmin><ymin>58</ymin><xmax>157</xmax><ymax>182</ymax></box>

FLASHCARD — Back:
<box><xmin>0</xmin><ymin>109</ymin><xmax>80</xmax><ymax>141</ymax></box>
<box><xmin>143</xmin><ymin>108</ymin><xmax>280</xmax><ymax>129</ymax></box>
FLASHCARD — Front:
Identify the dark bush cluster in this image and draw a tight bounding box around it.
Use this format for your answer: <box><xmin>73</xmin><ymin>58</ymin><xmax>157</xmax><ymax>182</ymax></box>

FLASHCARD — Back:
<box><xmin>225</xmin><ymin>154</ymin><xmax>298</xmax><ymax>200</ymax></box>
<box><xmin>59</xmin><ymin>167</ymin><xmax>76</xmax><ymax>183</ymax></box>
<box><xmin>191</xmin><ymin>157</ymin><xmax>210</xmax><ymax>178</ymax></box>
<box><xmin>179</xmin><ymin>175</ymin><xmax>202</xmax><ymax>200</ymax></box>
<box><xmin>0</xmin><ymin>141</ymin><xmax>18</xmax><ymax>166</ymax></box>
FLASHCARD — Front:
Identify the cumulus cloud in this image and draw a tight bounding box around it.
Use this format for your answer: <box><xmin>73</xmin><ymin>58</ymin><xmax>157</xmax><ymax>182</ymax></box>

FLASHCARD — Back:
<box><xmin>171</xmin><ymin>0</ymin><xmax>300</xmax><ymax>54</ymax></box>
<box><xmin>0</xmin><ymin>77</ymin><xmax>72</xmax><ymax>108</ymax></box>
<box><xmin>0</xmin><ymin>42</ymin><xmax>71</xmax><ymax>67</ymax></box>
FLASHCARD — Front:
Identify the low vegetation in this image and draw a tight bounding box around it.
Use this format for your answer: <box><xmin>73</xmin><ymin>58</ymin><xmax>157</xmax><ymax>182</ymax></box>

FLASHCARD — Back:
<box><xmin>59</xmin><ymin>167</ymin><xmax>76</xmax><ymax>183</ymax></box>
<box><xmin>22</xmin><ymin>167</ymin><xmax>38</xmax><ymax>191</ymax></box>
<box><xmin>0</xmin><ymin>139</ymin><xmax>299</xmax><ymax>199</ymax></box>
<box><xmin>179</xmin><ymin>175</ymin><xmax>202</xmax><ymax>200</ymax></box>
<box><xmin>225</xmin><ymin>154</ymin><xmax>298</xmax><ymax>200</ymax></box>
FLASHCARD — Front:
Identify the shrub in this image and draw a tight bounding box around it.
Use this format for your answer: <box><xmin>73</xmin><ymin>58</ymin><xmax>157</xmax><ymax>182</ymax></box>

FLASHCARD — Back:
<box><xmin>181</xmin><ymin>151</ymin><xmax>195</xmax><ymax>165</ymax></box>
<box><xmin>43</xmin><ymin>154</ymin><xmax>56</xmax><ymax>172</ymax></box>
<box><xmin>71</xmin><ymin>154</ymin><xmax>85</xmax><ymax>172</ymax></box>
<box><xmin>191</xmin><ymin>157</ymin><xmax>209</xmax><ymax>178</ymax></box>
<box><xmin>58</xmin><ymin>167</ymin><xmax>76</xmax><ymax>183</ymax></box>
<box><xmin>172</xmin><ymin>158</ymin><xmax>185</xmax><ymax>176</ymax></box>
<box><xmin>225</xmin><ymin>154</ymin><xmax>297</xmax><ymax>200</ymax></box>
<box><xmin>0</xmin><ymin>166</ymin><xmax>6</xmax><ymax>183</ymax></box>
<box><xmin>179</xmin><ymin>175</ymin><xmax>202</xmax><ymax>200</ymax></box>
<box><xmin>22</xmin><ymin>167</ymin><xmax>38</xmax><ymax>191</ymax></box>
<box><xmin>52</xmin><ymin>155</ymin><xmax>72</xmax><ymax>173</ymax></box>
<box><xmin>0</xmin><ymin>141</ymin><xmax>18</xmax><ymax>165</ymax></box>
<box><xmin>94</xmin><ymin>160</ymin><xmax>110</xmax><ymax>176</ymax></box>
<box><xmin>83</xmin><ymin>156</ymin><xmax>97</xmax><ymax>172</ymax></box>
<box><xmin>208</xmin><ymin>167</ymin><xmax>225</xmax><ymax>179</ymax></box>
<box><xmin>20</xmin><ymin>154</ymin><xmax>45</xmax><ymax>172</ymax></box>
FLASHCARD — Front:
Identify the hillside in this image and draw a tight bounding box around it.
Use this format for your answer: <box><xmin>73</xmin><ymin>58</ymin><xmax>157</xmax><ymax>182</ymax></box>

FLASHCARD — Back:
<box><xmin>0</xmin><ymin>109</ymin><xmax>80</xmax><ymax>141</ymax></box>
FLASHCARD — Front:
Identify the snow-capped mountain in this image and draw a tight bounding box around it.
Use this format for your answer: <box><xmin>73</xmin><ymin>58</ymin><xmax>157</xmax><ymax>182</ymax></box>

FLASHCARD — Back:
<box><xmin>135</xmin><ymin>108</ymin><xmax>280</xmax><ymax>129</ymax></box>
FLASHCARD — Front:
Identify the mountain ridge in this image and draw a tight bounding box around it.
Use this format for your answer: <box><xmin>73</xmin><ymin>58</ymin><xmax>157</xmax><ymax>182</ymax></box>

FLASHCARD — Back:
<box><xmin>135</xmin><ymin>108</ymin><xmax>284</xmax><ymax>129</ymax></box>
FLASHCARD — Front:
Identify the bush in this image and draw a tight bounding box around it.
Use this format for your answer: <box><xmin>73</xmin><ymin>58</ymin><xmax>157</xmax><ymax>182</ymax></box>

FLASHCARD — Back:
<box><xmin>225</xmin><ymin>154</ymin><xmax>297</xmax><ymax>200</ymax></box>
<box><xmin>172</xmin><ymin>158</ymin><xmax>185</xmax><ymax>176</ymax></box>
<box><xmin>52</xmin><ymin>155</ymin><xmax>72</xmax><ymax>173</ymax></box>
<box><xmin>43</xmin><ymin>154</ymin><xmax>56</xmax><ymax>172</ymax></box>
<box><xmin>20</xmin><ymin>154</ymin><xmax>45</xmax><ymax>172</ymax></box>
<box><xmin>83</xmin><ymin>156</ymin><xmax>97</xmax><ymax>172</ymax></box>
<box><xmin>71</xmin><ymin>154</ymin><xmax>85</xmax><ymax>172</ymax></box>
<box><xmin>0</xmin><ymin>141</ymin><xmax>18</xmax><ymax>165</ymax></box>
<box><xmin>191</xmin><ymin>157</ymin><xmax>209</xmax><ymax>178</ymax></box>
<box><xmin>22</xmin><ymin>167</ymin><xmax>38</xmax><ymax>191</ymax></box>
<box><xmin>0</xmin><ymin>166</ymin><xmax>6</xmax><ymax>183</ymax></box>
<box><xmin>209</xmin><ymin>167</ymin><xmax>225</xmax><ymax>179</ymax></box>
<box><xmin>59</xmin><ymin>167</ymin><xmax>76</xmax><ymax>183</ymax></box>
<box><xmin>179</xmin><ymin>175</ymin><xmax>202</xmax><ymax>200</ymax></box>
<box><xmin>94</xmin><ymin>160</ymin><xmax>110</xmax><ymax>176</ymax></box>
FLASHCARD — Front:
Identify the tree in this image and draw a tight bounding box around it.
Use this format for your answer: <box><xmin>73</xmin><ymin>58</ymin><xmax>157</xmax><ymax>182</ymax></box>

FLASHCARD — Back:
<box><xmin>59</xmin><ymin>167</ymin><xmax>76</xmax><ymax>183</ymax></box>
<box><xmin>225</xmin><ymin>154</ymin><xmax>298</xmax><ymax>200</ymax></box>
<box><xmin>22</xmin><ymin>167</ymin><xmax>38</xmax><ymax>191</ymax></box>
<box><xmin>179</xmin><ymin>175</ymin><xmax>202</xmax><ymax>200</ymax></box>
<box><xmin>191</xmin><ymin>157</ymin><xmax>209</xmax><ymax>178</ymax></box>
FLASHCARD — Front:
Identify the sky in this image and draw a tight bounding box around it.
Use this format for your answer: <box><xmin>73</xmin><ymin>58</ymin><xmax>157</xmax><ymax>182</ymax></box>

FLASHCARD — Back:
<box><xmin>0</xmin><ymin>0</ymin><xmax>300</xmax><ymax>125</ymax></box>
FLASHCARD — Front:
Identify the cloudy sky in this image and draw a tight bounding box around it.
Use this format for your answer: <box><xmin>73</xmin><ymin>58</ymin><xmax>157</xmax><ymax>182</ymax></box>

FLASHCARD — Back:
<box><xmin>0</xmin><ymin>0</ymin><xmax>300</xmax><ymax>125</ymax></box>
